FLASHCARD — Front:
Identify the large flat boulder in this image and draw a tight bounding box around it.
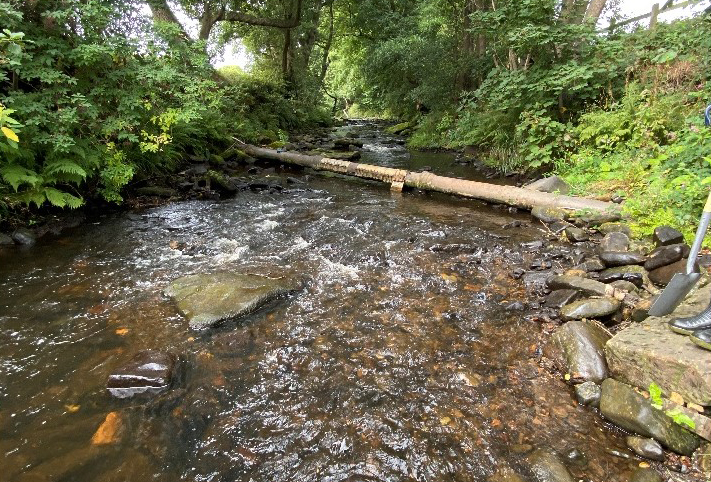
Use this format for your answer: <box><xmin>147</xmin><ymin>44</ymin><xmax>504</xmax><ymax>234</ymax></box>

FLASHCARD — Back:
<box><xmin>165</xmin><ymin>272</ymin><xmax>293</xmax><ymax>330</ymax></box>
<box><xmin>605</xmin><ymin>285</ymin><xmax>711</xmax><ymax>406</ymax></box>
<box><xmin>599</xmin><ymin>379</ymin><xmax>699</xmax><ymax>456</ymax></box>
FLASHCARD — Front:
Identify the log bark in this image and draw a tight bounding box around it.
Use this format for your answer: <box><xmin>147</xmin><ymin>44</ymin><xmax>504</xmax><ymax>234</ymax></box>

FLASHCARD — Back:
<box><xmin>236</xmin><ymin>143</ymin><xmax>617</xmax><ymax>213</ymax></box>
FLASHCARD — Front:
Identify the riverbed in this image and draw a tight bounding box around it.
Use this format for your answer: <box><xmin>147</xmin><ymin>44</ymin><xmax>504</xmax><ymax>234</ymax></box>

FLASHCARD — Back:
<box><xmin>1</xmin><ymin>122</ymin><xmax>644</xmax><ymax>481</ymax></box>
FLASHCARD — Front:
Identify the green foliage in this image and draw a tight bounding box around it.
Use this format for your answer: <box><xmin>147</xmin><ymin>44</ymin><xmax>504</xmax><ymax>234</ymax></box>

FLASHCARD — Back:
<box><xmin>665</xmin><ymin>408</ymin><xmax>696</xmax><ymax>430</ymax></box>
<box><xmin>0</xmin><ymin>0</ymin><xmax>327</xmax><ymax>218</ymax></box>
<box><xmin>515</xmin><ymin>107</ymin><xmax>573</xmax><ymax>168</ymax></box>
<box><xmin>649</xmin><ymin>382</ymin><xmax>664</xmax><ymax>409</ymax></box>
<box><xmin>648</xmin><ymin>382</ymin><xmax>697</xmax><ymax>430</ymax></box>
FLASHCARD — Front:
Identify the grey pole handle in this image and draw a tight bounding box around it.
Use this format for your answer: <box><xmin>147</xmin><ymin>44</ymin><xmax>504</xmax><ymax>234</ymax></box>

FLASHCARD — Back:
<box><xmin>686</xmin><ymin>191</ymin><xmax>711</xmax><ymax>275</ymax></box>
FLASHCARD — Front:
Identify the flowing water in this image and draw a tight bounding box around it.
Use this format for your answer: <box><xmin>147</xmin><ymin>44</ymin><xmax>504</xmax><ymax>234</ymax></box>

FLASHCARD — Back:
<box><xmin>0</xmin><ymin>123</ymin><xmax>647</xmax><ymax>481</ymax></box>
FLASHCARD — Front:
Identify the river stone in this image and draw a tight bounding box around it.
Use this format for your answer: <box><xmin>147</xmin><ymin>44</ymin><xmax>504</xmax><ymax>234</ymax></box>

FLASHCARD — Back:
<box><xmin>165</xmin><ymin>272</ymin><xmax>293</xmax><ymax>330</ymax></box>
<box><xmin>0</xmin><ymin>233</ymin><xmax>13</xmax><ymax>245</ymax></box>
<box><xmin>653</xmin><ymin>226</ymin><xmax>684</xmax><ymax>247</ymax></box>
<box><xmin>11</xmin><ymin>228</ymin><xmax>36</xmax><ymax>246</ymax></box>
<box><xmin>545</xmin><ymin>289</ymin><xmax>579</xmax><ymax>309</ymax></box>
<box><xmin>609</xmin><ymin>280</ymin><xmax>638</xmax><ymax>293</ymax></box>
<box><xmin>576</xmin><ymin>257</ymin><xmax>605</xmax><ymax>272</ymax></box>
<box><xmin>625</xmin><ymin>436</ymin><xmax>665</xmax><ymax>461</ymax></box>
<box><xmin>597</xmin><ymin>222</ymin><xmax>632</xmax><ymax>236</ymax></box>
<box><xmin>526</xmin><ymin>449</ymin><xmax>574</xmax><ymax>482</ymax></box>
<box><xmin>599</xmin><ymin>265</ymin><xmax>648</xmax><ymax>288</ymax></box>
<box><xmin>600</xmin><ymin>232</ymin><xmax>630</xmax><ymax>252</ymax></box>
<box><xmin>575</xmin><ymin>381</ymin><xmax>601</xmax><ymax>407</ymax></box>
<box><xmin>649</xmin><ymin>258</ymin><xmax>698</xmax><ymax>286</ymax></box>
<box><xmin>564</xmin><ymin>226</ymin><xmax>589</xmax><ymax>242</ymax></box>
<box><xmin>599</xmin><ymin>251</ymin><xmax>646</xmax><ymax>267</ymax></box>
<box><xmin>644</xmin><ymin>244</ymin><xmax>690</xmax><ymax>271</ymax></box>
<box><xmin>544</xmin><ymin>319</ymin><xmax>611</xmax><ymax>383</ymax></box>
<box><xmin>531</xmin><ymin>206</ymin><xmax>567</xmax><ymax>224</ymax></box>
<box><xmin>576</xmin><ymin>212</ymin><xmax>622</xmax><ymax>227</ymax></box>
<box><xmin>599</xmin><ymin>379</ymin><xmax>699</xmax><ymax>455</ymax></box>
<box><xmin>547</xmin><ymin>275</ymin><xmax>608</xmax><ymax>297</ymax></box>
<box><xmin>605</xmin><ymin>285</ymin><xmax>711</xmax><ymax>406</ymax></box>
<box><xmin>524</xmin><ymin>176</ymin><xmax>570</xmax><ymax>194</ymax></box>
<box><xmin>560</xmin><ymin>297</ymin><xmax>620</xmax><ymax>320</ymax></box>
<box><xmin>107</xmin><ymin>350</ymin><xmax>176</xmax><ymax>399</ymax></box>
<box><xmin>629</xmin><ymin>467</ymin><xmax>663</xmax><ymax>482</ymax></box>
<box><xmin>136</xmin><ymin>186</ymin><xmax>177</xmax><ymax>198</ymax></box>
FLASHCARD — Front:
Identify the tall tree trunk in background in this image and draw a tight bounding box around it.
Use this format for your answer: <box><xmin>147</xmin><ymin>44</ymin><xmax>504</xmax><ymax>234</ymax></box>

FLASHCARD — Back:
<box><xmin>319</xmin><ymin>1</ymin><xmax>335</xmax><ymax>84</ymax></box>
<box><xmin>302</xmin><ymin>0</ymin><xmax>325</xmax><ymax>67</ymax></box>
<box><xmin>583</xmin><ymin>0</ymin><xmax>607</xmax><ymax>24</ymax></box>
<box><xmin>455</xmin><ymin>0</ymin><xmax>476</xmax><ymax>93</ymax></box>
<box><xmin>146</xmin><ymin>0</ymin><xmax>191</xmax><ymax>39</ymax></box>
<box><xmin>559</xmin><ymin>0</ymin><xmax>589</xmax><ymax>24</ymax></box>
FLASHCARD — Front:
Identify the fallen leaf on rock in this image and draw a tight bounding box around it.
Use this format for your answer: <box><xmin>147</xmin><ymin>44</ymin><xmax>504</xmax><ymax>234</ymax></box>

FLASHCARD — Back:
<box><xmin>440</xmin><ymin>273</ymin><xmax>458</xmax><ymax>283</ymax></box>
<box><xmin>639</xmin><ymin>462</ymin><xmax>650</xmax><ymax>468</ymax></box>
<box><xmin>115</xmin><ymin>328</ymin><xmax>129</xmax><ymax>336</ymax></box>
<box><xmin>670</xmin><ymin>392</ymin><xmax>684</xmax><ymax>405</ymax></box>
<box><xmin>440</xmin><ymin>417</ymin><xmax>452</xmax><ymax>426</ymax></box>
<box><xmin>91</xmin><ymin>412</ymin><xmax>123</xmax><ymax>445</ymax></box>
<box><xmin>65</xmin><ymin>404</ymin><xmax>80</xmax><ymax>413</ymax></box>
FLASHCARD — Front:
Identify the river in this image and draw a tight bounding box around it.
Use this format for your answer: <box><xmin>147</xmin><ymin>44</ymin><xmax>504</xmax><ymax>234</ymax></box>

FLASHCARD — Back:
<box><xmin>0</xmin><ymin>122</ymin><xmax>641</xmax><ymax>481</ymax></box>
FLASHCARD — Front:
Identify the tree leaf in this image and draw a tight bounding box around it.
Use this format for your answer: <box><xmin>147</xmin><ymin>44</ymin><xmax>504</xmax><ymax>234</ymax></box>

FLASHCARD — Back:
<box><xmin>2</xmin><ymin>126</ymin><xmax>19</xmax><ymax>143</ymax></box>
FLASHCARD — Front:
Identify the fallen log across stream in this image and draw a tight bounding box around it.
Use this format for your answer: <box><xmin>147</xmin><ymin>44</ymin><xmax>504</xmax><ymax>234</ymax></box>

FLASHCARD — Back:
<box><xmin>237</xmin><ymin>142</ymin><xmax>617</xmax><ymax>213</ymax></box>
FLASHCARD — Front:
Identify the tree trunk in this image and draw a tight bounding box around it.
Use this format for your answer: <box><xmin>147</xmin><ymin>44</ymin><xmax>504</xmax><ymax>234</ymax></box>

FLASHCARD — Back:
<box><xmin>584</xmin><ymin>0</ymin><xmax>607</xmax><ymax>24</ymax></box>
<box><xmin>236</xmin><ymin>143</ymin><xmax>617</xmax><ymax>213</ymax></box>
<box><xmin>319</xmin><ymin>1</ymin><xmax>335</xmax><ymax>84</ymax></box>
<box><xmin>146</xmin><ymin>0</ymin><xmax>190</xmax><ymax>39</ymax></box>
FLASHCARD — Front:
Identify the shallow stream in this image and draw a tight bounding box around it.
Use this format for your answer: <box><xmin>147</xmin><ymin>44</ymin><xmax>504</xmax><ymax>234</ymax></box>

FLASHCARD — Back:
<box><xmin>1</xmin><ymin>122</ymin><xmax>645</xmax><ymax>481</ymax></box>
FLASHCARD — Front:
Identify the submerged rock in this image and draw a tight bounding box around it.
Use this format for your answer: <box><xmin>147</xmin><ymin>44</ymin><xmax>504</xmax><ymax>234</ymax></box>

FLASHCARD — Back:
<box><xmin>625</xmin><ymin>436</ymin><xmax>664</xmax><ymax>461</ymax></box>
<box><xmin>135</xmin><ymin>186</ymin><xmax>177</xmax><ymax>198</ymax></box>
<box><xmin>531</xmin><ymin>206</ymin><xmax>567</xmax><ymax>224</ymax></box>
<box><xmin>653</xmin><ymin>226</ymin><xmax>684</xmax><ymax>247</ymax></box>
<box><xmin>575</xmin><ymin>381</ymin><xmax>601</xmax><ymax>407</ymax></box>
<box><xmin>165</xmin><ymin>272</ymin><xmax>294</xmax><ymax>330</ymax></box>
<box><xmin>0</xmin><ymin>232</ymin><xmax>13</xmax><ymax>245</ymax></box>
<box><xmin>629</xmin><ymin>467</ymin><xmax>663</xmax><ymax>482</ymax></box>
<box><xmin>544</xmin><ymin>319</ymin><xmax>611</xmax><ymax>383</ymax></box>
<box><xmin>107</xmin><ymin>350</ymin><xmax>176</xmax><ymax>399</ymax></box>
<box><xmin>12</xmin><ymin>228</ymin><xmax>36</xmax><ymax>246</ymax></box>
<box><xmin>644</xmin><ymin>244</ymin><xmax>689</xmax><ymax>271</ymax></box>
<box><xmin>599</xmin><ymin>251</ymin><xmax>646</xmax><ymax>267</ymax></box>
<box><xmin>599</xmin><ymin>379</ymin><xmax>699</xmax><ymax>456</ymax></box>
<box><xmin>600</xmin><ymin>232</ymin><xmax>630</xmax><ymax>252</ymax></box>
<box><xmin>526</xmin><ymin>449</ymin><xmax>575</xmax><ymax>482</ymax></box>
<box><xmin>560</xmin><ymin>297</ymin><xmax>620</xmax><ymax>320</ymax></box>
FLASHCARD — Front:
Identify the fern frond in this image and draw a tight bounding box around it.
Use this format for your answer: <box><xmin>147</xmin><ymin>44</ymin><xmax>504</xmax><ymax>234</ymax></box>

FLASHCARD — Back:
<box><xmin>43</xmin><ymin>187</ymin><xmax>83</xmax><ymax>208</ymax></box>
<box><xmin>0</xmin><ymin>165</ymin><xmax>42</xmax><ymax>191</ymax></box>
<box><xmin>43</xmin><ymin>160</ymin><xmax>87</xmax><ymax>185</ymax></box>
<box><xmin>43</xmin><ymin>160</ymin><xmax>87</xmax><ymax>177</ymax></box>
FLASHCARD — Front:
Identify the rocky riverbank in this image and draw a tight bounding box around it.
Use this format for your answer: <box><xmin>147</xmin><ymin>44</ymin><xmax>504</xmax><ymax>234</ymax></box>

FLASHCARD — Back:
<box><xmin>522</xmin><ymin>185</ymin><xmax>711</xmax><ymax>480</ymax></box>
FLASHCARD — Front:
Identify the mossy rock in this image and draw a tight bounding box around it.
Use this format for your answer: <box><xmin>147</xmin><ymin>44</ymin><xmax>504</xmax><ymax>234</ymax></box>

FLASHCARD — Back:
<box><xmin>209</xmin><ymin>154</ymin><xmax>225</xmax><ymax>166</ymax></box>
<box><xmin>385</xmin><ymin>121</ymin><xmax>414</xmax><ymax>135</ymax></box>
<box><xmin>164</xmin><ymin>273</ymin><xmax>295</xmax><ymax>330</ymax></box>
